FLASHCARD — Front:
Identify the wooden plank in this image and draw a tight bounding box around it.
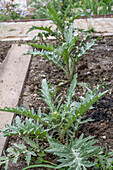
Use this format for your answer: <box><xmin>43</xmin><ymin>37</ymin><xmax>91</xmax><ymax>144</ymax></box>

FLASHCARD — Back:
<box><xmin>0</xmin><ymin>44</ymin><xmax>32</xmax><ymax>156</ymax></box>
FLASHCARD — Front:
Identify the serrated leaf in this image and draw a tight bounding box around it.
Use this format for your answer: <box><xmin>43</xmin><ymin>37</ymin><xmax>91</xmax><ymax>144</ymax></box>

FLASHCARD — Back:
<box><xmin>0</xmin><ymin>106</ymin><xmax>39</xmax><ymax>121</ymax></box>
<box><xmin>46</xmin><ymin>134</ymin><xmax>98</xmax><ymax>169</ymax></box>
<box><xmin>46</xmin><ymin>6</ymin><xmax>64</xmax><ymax>36</ymax></box>
<box><xmin>27</xmin><ymin>43</ymin><xmax>54</xmax><ymax>52</ymax></box>
<box><xmin>26</xmin><ymin>25</ymin><xmax>53</xmax><ymax>35</ymax></box>
<box><xmin>66</xmin><ymin>74</ymin><xmax>77</xmax><ymax>108</ymax></box>
<box><xmin>41</xmin><ymin>79</ymin><xmax>56</xmax><ymax>113</ymax></box>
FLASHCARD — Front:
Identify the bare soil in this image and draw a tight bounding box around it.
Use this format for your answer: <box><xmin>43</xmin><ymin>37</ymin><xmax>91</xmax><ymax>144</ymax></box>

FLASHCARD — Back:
<box><xmin>0</xmin><ymin>41</ymin><xmax>11</xmax><ymax>64</ymax></box>
<box><xmin>0</xmin><ymin>36</ymin><xmax>113</xmax><ymax>169</ymax></box>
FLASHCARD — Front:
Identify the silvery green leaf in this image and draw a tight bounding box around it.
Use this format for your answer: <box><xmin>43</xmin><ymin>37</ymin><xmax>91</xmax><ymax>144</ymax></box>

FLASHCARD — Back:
<box><xmin>41</xmin><ymin>79</ymin><xmax>56</xmax><ymax>113</ymax></box>
<box><xmin>46</xmin><ymin>134</ymin><xmax>98</xmax><ymax>169</ymax></box>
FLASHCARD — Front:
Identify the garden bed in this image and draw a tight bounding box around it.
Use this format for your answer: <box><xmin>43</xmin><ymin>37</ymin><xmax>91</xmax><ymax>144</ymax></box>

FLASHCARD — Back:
<box><xmin>0</xmin><ymin>36</ymin><xmax>113</xmax><ymax>169</ymax></box>
<box><xmin>19</xmin><ymin>36</ymin><xmax>113</xmax><ymax>150</ymax></box>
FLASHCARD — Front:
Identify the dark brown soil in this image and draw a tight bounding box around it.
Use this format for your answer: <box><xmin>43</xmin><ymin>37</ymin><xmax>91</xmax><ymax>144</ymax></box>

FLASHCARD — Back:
<box><xmin>0</xmin><ymin>41</ymin><xmax>12</xmax><ymax>64</ymax></box>
<box><xmin>0</xmin><ymin>36</ymin><xmax>113</xmax><ymax>169</ymax></box>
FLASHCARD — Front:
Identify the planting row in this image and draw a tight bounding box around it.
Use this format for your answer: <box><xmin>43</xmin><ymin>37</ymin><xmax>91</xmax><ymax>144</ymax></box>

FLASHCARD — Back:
<box><xmin>0</xmin><ymin>5</ymin><xmax>113</xmax><ymax>170</ymax></box>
